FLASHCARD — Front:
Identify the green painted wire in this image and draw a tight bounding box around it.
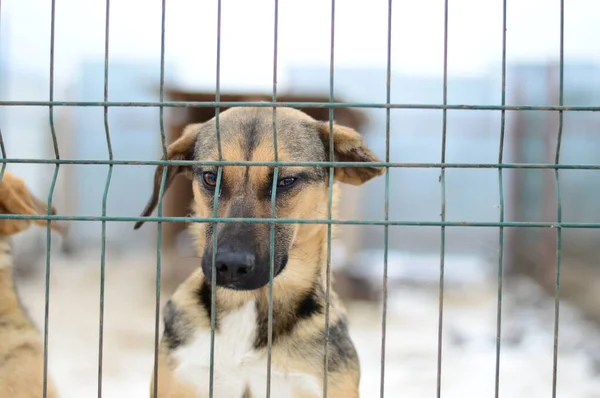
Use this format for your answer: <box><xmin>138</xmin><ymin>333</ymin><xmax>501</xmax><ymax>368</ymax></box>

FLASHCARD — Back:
<box><xmin>494</xmin><ymin>1</ymin><xmax>508</xmax><ymax>397</ymax></box>
<box><xmin>209</xmin><ymin>166</ymin><xmax>223</xmax><ymax>398</ymax></box>
<box><xmin>552</xmin><ymin>1</ymin><xmax>565</xmax><ymax>397</ymax></box>
<box><xmin>322</xmin><ymin>1</ymin><xmax>336</xmax><ymax>396</ymax></box>
<box><xmin>0</xmin><ymin>133</ymin><xmax>5</xmax><ymax>182</ymax></box>
<box><xmin>380</xmin><ymin>0</ymin><xmax>392</xmax><ymax>396</ymax></box>
<box><xmin>267</xmin><ymin>164</ymin><xmax>278</xmax><ymax>398</ymax></box>
<box><xmin>266</xmin><ymin>0</ymin><xmax>280</xmax><ymax>396</ymax></box>
<box><xmin>43</xmin><ymin>0</ymin><xmax>60</xmax><ymax>396</ymax></box>
<box><xmin>3</xmin><ymin>213</ymin><xmax>600</xmax><ymax>229</ymax></box>
<box><xmin>436</xmin><ymin>0</ymin><xmax>449</xmax><ymax>396</ymax></box>
<box><xmin>3</xmin><ymin>158</ymin><xmax>598</xmax><ymax>170</ymax></box>
<box><xmin>209</xmin><ymin>2</ymin><xmax>224</xmax><ymax>396</ymax></box>
<box><xmin>2</xmin><ymin>100</ymin><xmax>600</xmax><ymax>112</ymax></box>
<box><xmin>97</xmin><ymin>0</ymin><xmax>114</xmax><ymax>396</ymax></box>
<box><xmin>151</xmin><ymin>0</ymin><xmax>168</xmax><ymax>397</ymax></box>
<box><xmin>0</xmin><ymin>0</ymin><xmax>5</xmax><ymax>184</ymax></box>
<box><xmin>154</xmin><ymin>164</ymin><xmax>168</xmax><ymax>393</ymax></box>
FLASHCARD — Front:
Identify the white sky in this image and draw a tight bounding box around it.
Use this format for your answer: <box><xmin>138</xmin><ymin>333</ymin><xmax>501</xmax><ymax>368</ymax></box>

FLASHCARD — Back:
<box><xmin>2</xmin><ymin>0</ymin><xmax>600</xmax><ymax>96</ymax></box>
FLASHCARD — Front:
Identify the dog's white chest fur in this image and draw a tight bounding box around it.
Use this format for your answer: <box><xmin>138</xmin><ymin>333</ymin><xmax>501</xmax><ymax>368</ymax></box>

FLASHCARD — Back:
<box><xmin>172</xmin><ymin>301</ymin><xmax>320</xmax><ymax>398</ymax></box>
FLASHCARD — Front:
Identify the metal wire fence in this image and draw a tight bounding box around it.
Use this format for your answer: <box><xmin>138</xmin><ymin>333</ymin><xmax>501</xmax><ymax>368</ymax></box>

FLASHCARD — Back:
<box><xmin>0</xmin><ymin>0</ymin><xmax>584</xmax><ymax>397</ymax></box>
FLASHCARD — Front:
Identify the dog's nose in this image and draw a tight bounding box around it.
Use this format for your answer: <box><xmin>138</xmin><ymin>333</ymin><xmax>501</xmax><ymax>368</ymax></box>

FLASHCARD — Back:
<box><xmin>214</xmin><ymin>251</ymin><xmax>256</xmax><ymax>281</ymax></box>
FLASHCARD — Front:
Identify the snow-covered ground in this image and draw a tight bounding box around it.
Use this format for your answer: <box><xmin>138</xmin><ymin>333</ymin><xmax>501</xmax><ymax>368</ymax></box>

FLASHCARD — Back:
<box><xmin>15</xmin><ymin>249</ymin><xmax>600</xmax><ymax>398</ymax></box>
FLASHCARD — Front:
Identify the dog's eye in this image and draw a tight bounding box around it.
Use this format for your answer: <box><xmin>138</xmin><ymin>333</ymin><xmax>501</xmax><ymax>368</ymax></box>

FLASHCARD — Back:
<box><xmin>277</xmin><ymin>177</ymin><xmax>297</xmax><ymax>189</ymax></box>
<box><xmin>267</xmin><ymin>176</ymin><xmax>298</xmax><ymax>197</ymax></box>
<box><xmin>202</xmin><ymin>172</ymin><xmax>218</xmax><ymax>188</ymax></box>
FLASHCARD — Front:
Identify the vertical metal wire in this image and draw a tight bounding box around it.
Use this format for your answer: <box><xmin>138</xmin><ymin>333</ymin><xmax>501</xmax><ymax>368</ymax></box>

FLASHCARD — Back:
<box><xmin>0</xmin><ymin>128</ymin><xmax>5</xmax><ymax>183</ymax></box>
<box><xmin>266</xmin><ymin>0</ymin><xmax>280</xmax><ymax>397</ymax></box>
<box><xmin>151</xmin><ymin>0</ymin><xmax>168</xmax><ymax>396</ymax></box>
<box><xmin>379</xmin><ymin>0</ymin><xmax>392</xmax><ymax>397</ymax></box>
<box><xmin>494</xmin><ymin>1</ymin><xmax>508</xmax><ymax>396</ymax></box>
<box><xmin>97</xmin><ymin>0</ymin><xmax>114</xmax><ymax>396</ymax></box>
<box><xmin>551</xmin><ymin>1</ymin><xmax>565</xmax><ymax>396</ymax></box>
<box><xmin>322</xmin><ymin>1</ymin><xmax>336</xmax><ymax>397</ymax></box>
<box><xmin>43</xmin><ymin>0</ymin><xmax>61</xmax><ymax>396</ymax></box>
<box><xmin>0</xmin><ymin>0</ymin><xmax>6</xmax><ymax>183</ymax></box>
<box><xmin>209</xmin><ymin>1</ymin><xmax>224</xmax><ymax>396</ymax></box>
<box><xmin>0</xmin><ymin>139</ymin><xmax>5</xmax><ymax>182</ymax></box>
<box><xmin>208</xmin><ymin>165</ymin><xmax>222</xmax><ymax>398</ymax></box>
<box><xmin>436</xmin><ymin>1</ymin><xmax>449</xmax><ymax>396</ymax></box>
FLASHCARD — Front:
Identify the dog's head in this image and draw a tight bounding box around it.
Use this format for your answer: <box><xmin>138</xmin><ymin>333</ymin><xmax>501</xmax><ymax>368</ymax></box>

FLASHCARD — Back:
<box><xmin>136</xmin><ymin>107</ymin><xmax>383</xmax><ymax>291</ymax></box>
<box><xmin>0</xmin><ymin>171</ymin><xmax>66</xmax><ymax>236</ymax></box>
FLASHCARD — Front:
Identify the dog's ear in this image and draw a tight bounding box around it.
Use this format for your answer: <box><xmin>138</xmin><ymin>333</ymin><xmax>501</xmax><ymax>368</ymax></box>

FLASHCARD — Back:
<box><xmin>134</xmin><ymin>123</ymin><xmax>202</xmax><ymax>230</ymax></box>
<box><xmin>316</xmin><ymin>122</ymin><xmax>385</xmax><ymax>186</ymax></box>
<box><xmin>0</xmin><ymin>171</ymin><xmax>67</xmax><ymax>236</ymax></box>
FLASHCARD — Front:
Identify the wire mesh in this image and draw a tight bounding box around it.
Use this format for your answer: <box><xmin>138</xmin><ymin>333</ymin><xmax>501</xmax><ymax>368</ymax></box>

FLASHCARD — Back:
<box><xmin>0</xmin><ymin>0</ymin><xmax>580</xmax><ymax>397</ymax></box>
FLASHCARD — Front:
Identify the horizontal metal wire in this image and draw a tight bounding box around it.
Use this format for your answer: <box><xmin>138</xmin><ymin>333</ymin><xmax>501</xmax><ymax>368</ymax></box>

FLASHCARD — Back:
<box><xmin>2</xmin><ymin>100</ymin><xmax>600</xmax><ymax>112</ymax></box>
<box><xmin>7</xmin><ymin>213</ymin><xmax>600</xmax><ymax>228</ymax></box>
<box><xmin>0</xmin><ymin>158</ymin><xmax>599</xmax><ymax>169</ymax></box>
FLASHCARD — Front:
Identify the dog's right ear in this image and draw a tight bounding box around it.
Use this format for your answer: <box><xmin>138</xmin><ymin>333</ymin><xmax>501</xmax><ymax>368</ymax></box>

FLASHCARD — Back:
<box><xmin>134</xmin><ymin>123</ymin><xmax>202</xmax><ymax>230</ymax></box>
<box><xmin>315</xmin><ymin>121</ymin><xmax>385</xmax><ymax>186</ymax></box>
<box><xmin>0</xmin><ymin>171</ymin><xmax>67</xmax><ymax>236</ymax></box>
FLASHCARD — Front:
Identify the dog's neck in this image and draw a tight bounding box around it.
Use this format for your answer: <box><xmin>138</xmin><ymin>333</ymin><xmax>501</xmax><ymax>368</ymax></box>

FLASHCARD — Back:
<box><xmin>188</xmin><ymin>221</ymin><xmax>338</xmax><ymax>349</ymax></box>
<box><xmin>190</xmin><ymin>218</ymin><xmax>339</xmax><ymax>327</ymax></box>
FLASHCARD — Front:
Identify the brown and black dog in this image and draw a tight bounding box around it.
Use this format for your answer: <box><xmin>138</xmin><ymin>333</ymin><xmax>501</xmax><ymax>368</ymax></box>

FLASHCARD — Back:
<box><xmin>0</xmin><ymin>171</ymin><xmax>65</xmax><ymax>398</ymax></box>
<box><xmin>136</xmin><ymin>106</ymin><xmax>384</xmax><ymax>398</ymax></box>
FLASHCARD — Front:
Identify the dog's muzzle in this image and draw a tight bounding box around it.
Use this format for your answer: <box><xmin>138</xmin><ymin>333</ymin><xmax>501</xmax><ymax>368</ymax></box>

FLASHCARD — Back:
<box><xmin>213</xmin><ymin>250</ymin><xmax>256</xmax><ymax>287</ymax></box>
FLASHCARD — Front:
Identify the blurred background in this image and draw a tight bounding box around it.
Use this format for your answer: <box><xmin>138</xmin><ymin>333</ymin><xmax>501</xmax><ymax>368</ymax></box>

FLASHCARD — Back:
<box><xmin>2</xmin><ymin>0</ymin><xmax>600</xmax><ymax>396</ymax></box>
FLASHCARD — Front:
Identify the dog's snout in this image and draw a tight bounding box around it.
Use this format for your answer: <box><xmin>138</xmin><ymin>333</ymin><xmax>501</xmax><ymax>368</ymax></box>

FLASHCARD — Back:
<box><xmin>215</xmin><ymin>251</ymin><xmax>256</xmax><ymax>282</ymax></box>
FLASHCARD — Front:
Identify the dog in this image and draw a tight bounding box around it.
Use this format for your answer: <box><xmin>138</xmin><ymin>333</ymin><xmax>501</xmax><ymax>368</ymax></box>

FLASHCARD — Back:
<box><xmin>0</xmin><ymin>171</ymin><xmax>65</xmax><ymax>398</ymax></box>
<box><xmin>135</xmin><ymin>106</ymin><xmax>384</xmax><ymax>398</ymax></box>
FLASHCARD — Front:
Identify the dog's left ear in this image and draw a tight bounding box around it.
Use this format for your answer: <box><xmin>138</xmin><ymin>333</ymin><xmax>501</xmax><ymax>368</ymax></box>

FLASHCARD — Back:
<box><xmin>134</xmin><ymin>123</ymin><xmax>202</xmax><ymax>230</ymax></box>
<box><xmin>316</xmin><ymin>122</ymin><xmax>385</xmax><ymax>186</ymax></box>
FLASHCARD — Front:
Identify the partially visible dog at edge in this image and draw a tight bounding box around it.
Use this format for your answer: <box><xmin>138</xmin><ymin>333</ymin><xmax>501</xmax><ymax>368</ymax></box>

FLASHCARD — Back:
<box><xmin>135</xmin><ymin>106</ymin><xmax>385</xmax><ymax>398</ymax></box>
<box><xmin>0</xmin><ymin>171</ymin><xmax>65</xmax><ymax>398</ymax></box>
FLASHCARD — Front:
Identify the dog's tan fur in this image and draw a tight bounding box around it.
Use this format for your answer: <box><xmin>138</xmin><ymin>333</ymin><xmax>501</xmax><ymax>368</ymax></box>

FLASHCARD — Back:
<box><xmin>0</xmin><ymin>171</ymin><xmax>65</xmax><ymax>398</ymax></box>
<box><xmin>137</xmin><ymin>107</ymin><xmax>384</xmax><ymax>398</ymax></box>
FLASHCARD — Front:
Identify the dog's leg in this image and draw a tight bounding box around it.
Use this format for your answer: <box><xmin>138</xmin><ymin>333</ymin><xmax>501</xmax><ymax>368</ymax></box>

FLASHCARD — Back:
<box><xmin>0</xmin><ymin>171</ymin><xmax>65</xmax><ymax>398</ymax></box>
<box><xmin>325</xmin><ymin>385</ymin><xmax>359</xmax><ymax>398</ymax></box>
<box><xmin>150</xmin><ymin>352</ymin><xmax>200</xmax><ymax>398</ymax></box>
<box><xmin>0</xmin><ymin>236</ymin><xmax>58</xmax><ymax>398</ymax></box>
<box><xmin>0</xmin><ymin>237</ymin><xmax>18</xmax><ymax>314</ymax></box>
<box><xmin>323</xmin><ymin>370</ymin><xmax>360</xmax><ymax>398</ymax></box>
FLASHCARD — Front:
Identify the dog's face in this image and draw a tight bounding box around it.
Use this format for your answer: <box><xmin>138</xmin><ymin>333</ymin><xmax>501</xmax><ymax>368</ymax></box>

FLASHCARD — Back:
<box><xmin>136</xmin><ymin>107</ymin><xmax>383</xmax><ymax>291</ymax></box>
